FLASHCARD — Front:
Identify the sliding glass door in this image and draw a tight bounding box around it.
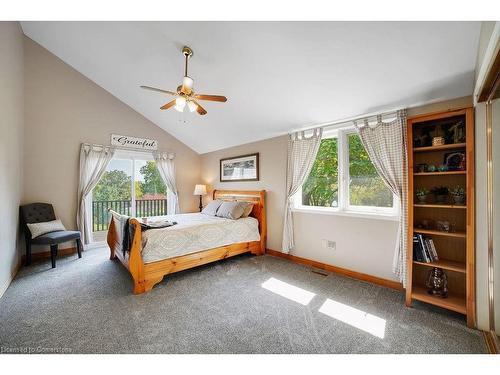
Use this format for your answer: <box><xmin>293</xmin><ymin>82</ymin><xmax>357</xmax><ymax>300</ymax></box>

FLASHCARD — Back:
<box><xmin>90</xmin><ymin>151</ymin><xmax>167</xmax><ymax>243</ymax></box>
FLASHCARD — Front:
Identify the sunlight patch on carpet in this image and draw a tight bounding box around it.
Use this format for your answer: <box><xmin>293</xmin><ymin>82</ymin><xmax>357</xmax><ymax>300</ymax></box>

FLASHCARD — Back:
<box><xmin>261</xmin><ymin>277</ymin><xmax>316</xmax><ymax>305</ymax></box>
<box><xmin>319</xmin><ymin>298</ymin><xmax>386</xmax><ymax>339</ymax></box>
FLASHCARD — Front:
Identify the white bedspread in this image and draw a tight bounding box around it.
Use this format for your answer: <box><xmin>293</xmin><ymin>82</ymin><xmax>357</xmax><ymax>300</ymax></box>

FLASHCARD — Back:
<box><xmin>140</xmin><ymin>213</ymin><xmax>260</xmax><ymax>264</ymax></box>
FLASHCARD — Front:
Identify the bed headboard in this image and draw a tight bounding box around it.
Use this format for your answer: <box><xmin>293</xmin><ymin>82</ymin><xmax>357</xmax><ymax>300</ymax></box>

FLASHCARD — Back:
<box><xmin>213</xmin><ymin>190</ymin><xmax>267</xmax><ymax>251</ymax></box>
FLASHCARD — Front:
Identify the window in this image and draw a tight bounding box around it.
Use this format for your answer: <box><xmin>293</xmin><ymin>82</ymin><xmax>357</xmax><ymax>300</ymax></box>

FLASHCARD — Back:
<box><xmin>295</xmin><ymin>126</ymin><xmax>397</xmax><ymax>217</ymax></box>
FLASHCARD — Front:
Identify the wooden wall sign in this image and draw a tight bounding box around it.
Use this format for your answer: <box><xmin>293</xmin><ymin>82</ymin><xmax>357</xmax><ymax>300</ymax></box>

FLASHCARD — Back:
<box><xmin>111</xmin><ymin>134</ymin><xmax>158</xmax><ymax>151</ymax></box>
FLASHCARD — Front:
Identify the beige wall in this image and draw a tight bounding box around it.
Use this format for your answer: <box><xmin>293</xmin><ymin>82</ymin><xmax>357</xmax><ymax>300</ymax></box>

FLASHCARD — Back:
<box><xmin>0</xmin><ymin>22</ymin><xmax>24</xmax><ymax>296</ymax></box>
<box><xmin>201</xmin><ymin>96</ymin><xmax>473</xmax><ymax>282</ymax></box>
<box><xmin>201</xmin><ymin>135</ymin><xmax>288</xmax><ymax>251</ymax></box>
<box><xmin>23</xmin><ymin>37</ymin><xmax>201</xmax><ymax>250</ymax></box>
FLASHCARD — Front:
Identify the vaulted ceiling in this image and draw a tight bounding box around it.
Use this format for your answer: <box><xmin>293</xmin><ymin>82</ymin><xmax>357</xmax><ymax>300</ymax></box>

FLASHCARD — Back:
<box><xmin>21</xmin><ymin>22</ymin><xmax>481</xmax><ymax>153</ymax></box>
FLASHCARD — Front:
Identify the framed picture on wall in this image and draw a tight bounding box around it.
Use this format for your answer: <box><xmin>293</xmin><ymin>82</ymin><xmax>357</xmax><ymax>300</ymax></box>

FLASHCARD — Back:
<box><xmin>220</xmin><ymin>153</ymin><xmax>259</xmax><ymax>182</ymax></box>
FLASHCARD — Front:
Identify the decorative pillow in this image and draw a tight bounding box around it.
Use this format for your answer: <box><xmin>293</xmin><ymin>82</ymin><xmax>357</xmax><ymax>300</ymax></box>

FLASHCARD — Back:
<box><xmin>27</xmin><ymin>219</ymin><xmax>66</xmax><ymax>239</ymax></box>
<box><xmin>201</xmin><ymin>200</ymin><xmax>224</xmax><ymax>216</ymax></box>
<box><xmin>216</xmin><ymin>201</ymin><xmax>246</xmax><ymax>220</ymax></box>
<box><xmin>240</xmin><ymin>202</ymin><xmax>254</xmax><ymax>218</ymax></box>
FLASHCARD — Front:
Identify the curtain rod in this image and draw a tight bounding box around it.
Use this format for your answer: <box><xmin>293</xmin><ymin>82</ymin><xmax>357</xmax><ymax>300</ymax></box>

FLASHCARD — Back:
<box><xmin>81</xmin><ymin>143</ymin><xmax>175</xmax><ymax>158</ymax></box>
<box><xmin>289</xmin><ymin>107</ymin><xmax>404</xmax><ymax>134</ymax></box>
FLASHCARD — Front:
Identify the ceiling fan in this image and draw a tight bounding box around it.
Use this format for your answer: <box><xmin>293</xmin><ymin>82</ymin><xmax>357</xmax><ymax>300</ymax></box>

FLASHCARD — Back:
<box><xmin>140</xmin><ymin>46</ymin><xmax>227</xmax><ymax>116</ymax></box>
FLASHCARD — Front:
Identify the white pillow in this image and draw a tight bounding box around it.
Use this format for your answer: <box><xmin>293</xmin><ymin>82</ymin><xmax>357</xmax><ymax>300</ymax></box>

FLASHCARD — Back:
<box><xmin>27</xmin><ymin>219</ymin><xmax>66</xmax><ymax>239</ymax></box>
<box><xmin>216</xmin><ymin>201</ymin><xmax>247</xmax><ymax>220</ymax></box>
<box><xmin>201</xmin><ymin>200</ymin><xmax>224</xmax><ymax>216</ymax></box>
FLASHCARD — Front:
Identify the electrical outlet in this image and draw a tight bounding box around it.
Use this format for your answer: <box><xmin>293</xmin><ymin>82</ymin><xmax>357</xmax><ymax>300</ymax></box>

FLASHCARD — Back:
<box><xmin>322</xmin><ymin>239</ymin><xmax>336</xmax><ymax>250</ymax></box>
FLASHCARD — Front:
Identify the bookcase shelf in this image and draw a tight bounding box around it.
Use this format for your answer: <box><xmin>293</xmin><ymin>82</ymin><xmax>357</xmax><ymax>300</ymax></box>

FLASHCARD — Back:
<box><xmin>411</xmin><ymin>285</ymin><xmax>466</xmax><ymax>314</ymax></box>
<box><xmin>413</xmin><ymin>259</ymin><xmax>466</xmax><ymax>273</ymax></box>
<box><xmin>414</xmin><ymin>204</ymin><xmax>467</xmax><ymax>209</ymax></box>
<box><xmin>414</xmin><ymin>171</ymin><xmax>466</xmax><ymax>176</ymax></box>
<box><xmin>406</xmin><ymin>107</ymin><xmax>475</xmax><ymax>328</ymax></box>
<box><xmin>413</xmin><ymin>228</ymin><xmax>466</xmax><ymax>238</ymax></box>
<box><xmin>413</xmin><ymin>143</ymin><xmax>466</xmax><ymax>153</ymax></box>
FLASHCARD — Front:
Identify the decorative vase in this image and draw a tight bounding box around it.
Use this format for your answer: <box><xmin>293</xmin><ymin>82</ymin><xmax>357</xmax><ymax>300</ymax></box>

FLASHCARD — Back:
<box><xmin>417</xmin><ymin>195</ymin><xmax>428</xmax><ymax>204</ymax></box>
<box><xmin>426</xmin><ymin>268</ymin><xmax>448</xmax><ymax>298</ymax></box>
<box><xmin>437</xmin><ymin>164</ymin><xmax>448</xmax><ymax>172</ymax></box>
<box><xmin>452</xmin><ymin>194</ymin><xmax>465</xmax><ymax>205</ymax></box>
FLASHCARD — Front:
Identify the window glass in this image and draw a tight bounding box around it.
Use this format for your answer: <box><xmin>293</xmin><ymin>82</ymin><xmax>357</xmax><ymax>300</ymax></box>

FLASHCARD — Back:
<box><xmin>135</xmin><ymin>160</ymin><xmax>168</xmax><ymax>217</ymax></box>
<box><xmin>348</xmin><ymin>133</ymin><xmax>393</xmax><ymax>208</ymax></box>
<box><xmin>302</xmin><ymin>138</ymin><xmax>339</xmax><ymax>207</ymax></box>
<box><xmin>92</xmin><ymin>159</ymin><xmax>132</xmax><ymax>232</ymax></box>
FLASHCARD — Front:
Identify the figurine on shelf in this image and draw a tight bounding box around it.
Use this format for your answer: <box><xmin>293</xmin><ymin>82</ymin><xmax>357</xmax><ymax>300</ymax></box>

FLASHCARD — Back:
<box><xmin>448</xmin><ymin>120</ymin><xmax>466</xmax><ymax>144</ymax></box>
<box><xmin>436</xmin><ymin>220</ymin><xmax>451</xmax><ymax>232</ymax></box>
<box><xmin>426</xmin><ymin>267</ymin><xmax>448</xmax><ymax>298</ymax></box>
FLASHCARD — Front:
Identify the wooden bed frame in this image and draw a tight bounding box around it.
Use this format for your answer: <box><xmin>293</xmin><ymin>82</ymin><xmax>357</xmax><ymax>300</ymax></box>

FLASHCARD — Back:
<box><xmin>107</xmin><ymin>190</ymin><xmax>266</xmax><ymax>294</ymax></box>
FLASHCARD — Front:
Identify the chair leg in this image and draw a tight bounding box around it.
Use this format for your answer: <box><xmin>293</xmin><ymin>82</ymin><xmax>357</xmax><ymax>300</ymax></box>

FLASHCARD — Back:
<box><xmin>50</xmin><ymin>244</ymin><xmax>58</xmax><ymax>268</ymax></box>
<box><xmin>25</xmin><ymin>241</ymin><xmax>32</xmax><ymax>266</ymax></box>
<box><xmin>76</xmin><ymin>238</ymin><xmax>83</xmax><ymax>259</ymax></box>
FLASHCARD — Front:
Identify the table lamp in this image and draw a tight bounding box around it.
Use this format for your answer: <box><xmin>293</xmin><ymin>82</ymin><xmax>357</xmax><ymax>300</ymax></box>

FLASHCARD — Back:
<box><xmin>193</xmin><ymin>184</ymin><xmax>207</xmax><ymax>212</ymax></box>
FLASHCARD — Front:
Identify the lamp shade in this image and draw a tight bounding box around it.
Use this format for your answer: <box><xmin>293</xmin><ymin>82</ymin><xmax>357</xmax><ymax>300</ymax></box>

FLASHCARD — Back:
<box><xmin>193</xmin><ymin>184</ymin><xmax>207</xmax><ymax>196</ymax></box>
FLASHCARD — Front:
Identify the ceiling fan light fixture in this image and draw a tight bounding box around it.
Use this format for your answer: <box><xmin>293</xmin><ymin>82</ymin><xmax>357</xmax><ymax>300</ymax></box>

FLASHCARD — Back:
<box><xmin>140</xmin><ymin>46</ymin><xmax>227</xmax><ymax>117</ymax></box>
<box><xmin>187</xmin><ymin>100</ymin><xmax>198</xmax><ymax>112</ymax></box>
<box><xmin>174</xmin><ymin>97</ymin><xmax>186</xmax><ymax>112</ymax></box>
<box><xmin>182</xmin><ymin>76</ymin><xmax>194</xmax><ymax>89</ymax></box>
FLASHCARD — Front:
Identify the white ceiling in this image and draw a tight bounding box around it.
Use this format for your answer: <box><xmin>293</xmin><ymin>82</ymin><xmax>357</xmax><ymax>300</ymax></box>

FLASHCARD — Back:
<box><xmin>21</xmin><ymin>22</ymin><xmax>481</xmax><ymax>154</ymax></box>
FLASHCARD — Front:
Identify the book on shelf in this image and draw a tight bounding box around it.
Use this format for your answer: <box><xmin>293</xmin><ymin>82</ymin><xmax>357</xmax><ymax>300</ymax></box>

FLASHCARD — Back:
<box><xmin>428</xmin><ymin>238</ymin><xmax>439</xmax><ymax>261</ymax></box>
<box><xmin>413</xmin><ymin>233</ymin><xmax>438</xmax><ymax>263</ymax></box>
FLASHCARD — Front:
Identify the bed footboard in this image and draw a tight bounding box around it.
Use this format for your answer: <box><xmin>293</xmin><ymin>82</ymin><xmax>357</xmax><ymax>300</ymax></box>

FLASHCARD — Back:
<box><xmin>107</xmin><ymin>214</ymin><xmax>157</xmax><ymax>294</ymax></box>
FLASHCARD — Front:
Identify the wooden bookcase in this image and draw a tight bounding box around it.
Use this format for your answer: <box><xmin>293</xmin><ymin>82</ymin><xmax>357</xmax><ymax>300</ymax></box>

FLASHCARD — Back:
<box><xmin>406</xmin><ymin>107</ymin><xmax>475</xmax><ymax>328</ymax></box>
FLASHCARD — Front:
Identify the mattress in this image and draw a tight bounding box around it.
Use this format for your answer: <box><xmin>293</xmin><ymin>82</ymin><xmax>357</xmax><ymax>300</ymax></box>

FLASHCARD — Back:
<box><xmin>140</xmin><ymin>213</ymin><xmax>260</xmax><ymax>263</ymax></box>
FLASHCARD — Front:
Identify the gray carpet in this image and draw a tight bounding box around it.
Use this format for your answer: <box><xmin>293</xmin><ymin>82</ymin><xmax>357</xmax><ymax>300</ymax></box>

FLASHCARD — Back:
<box><xmin>0</xmin><ymin>247</ymin><xmax>486</xmax><ymax>354</ymax></box>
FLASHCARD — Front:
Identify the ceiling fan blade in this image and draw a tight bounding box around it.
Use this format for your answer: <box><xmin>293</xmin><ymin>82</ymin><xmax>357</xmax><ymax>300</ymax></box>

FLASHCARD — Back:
<box><xmin>193</xmin><ymin>94</ymin><xmax>227</xmax><ymax>102</ymax></box>
<box><xmin>140</xmin><ymin>85</ymin><xmax>177</xmax><ymax>96</ymax></box>
<box><xmin>193</xmin><ymin>100</ymin><xmax>207</xmax><ymax>115</ymax></box>
<box><xmin>160</xmin><ymin>100</ymin><xmax>176</xmax><ymax>110</ymax></box>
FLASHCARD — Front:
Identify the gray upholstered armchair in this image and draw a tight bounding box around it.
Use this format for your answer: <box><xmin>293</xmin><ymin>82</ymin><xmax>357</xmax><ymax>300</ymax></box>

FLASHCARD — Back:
<box><xmin>20</xmin><ymin>203</ymin><xmax>82</xmax><ymax>268</ymax></box>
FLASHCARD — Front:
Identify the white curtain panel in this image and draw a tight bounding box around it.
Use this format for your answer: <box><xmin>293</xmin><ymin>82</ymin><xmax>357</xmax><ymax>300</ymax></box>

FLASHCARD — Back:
<box><xmin>154</xmin><ymin>152</ymin><xmax>179</xmax><ymax>215</ymax></box>
<box><xmin>354</xmin><ymin>109</ymin><xmax>408</xmax><ymax>286</ymax></box>
<box><xmin>282</xmin><ymin>128</ymin><xmax>323</xmax><ymax>253</ymax></box>
<box><xmin>76</xmin><ymin>144</ymin><xmax>115</xmax><ymax>244</ymax></box>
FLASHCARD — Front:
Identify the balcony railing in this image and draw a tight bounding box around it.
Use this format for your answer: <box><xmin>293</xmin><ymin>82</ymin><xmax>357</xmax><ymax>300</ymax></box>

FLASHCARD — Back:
<box><xmin>92</xmin><ymin>199</ymin><xmax>168</xmax><ymax>232</ymax></box>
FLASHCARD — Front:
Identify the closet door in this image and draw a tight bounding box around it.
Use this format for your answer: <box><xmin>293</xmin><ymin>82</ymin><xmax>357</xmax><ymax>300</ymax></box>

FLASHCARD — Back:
<box><xmin>492</xmin><ymin>98</ymin><xmax>500</xmax><ymax>337</ymax></box>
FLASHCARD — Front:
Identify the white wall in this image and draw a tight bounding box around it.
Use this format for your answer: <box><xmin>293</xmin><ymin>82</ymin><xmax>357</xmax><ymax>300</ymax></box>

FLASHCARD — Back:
<box><xmin>0</xmin><ymin>22</ymin><xmax>24</xmax><ymax>296</ymax></box>
<box><xmin>23</xmin><ymin>37</ymin><xmax>202</xmax><ymax>251</ymax></box>
<box><xmin>201</xmin><ymin>97</ymin><xmax>472</xmax><ymax>283</ymax></box>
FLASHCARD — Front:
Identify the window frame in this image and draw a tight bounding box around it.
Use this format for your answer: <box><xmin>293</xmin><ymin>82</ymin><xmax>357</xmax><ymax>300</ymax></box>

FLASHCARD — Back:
<box><xmin>293</xmin><ymin>125</ymin><xmax>399</xmax><ymax>220</ymax></box>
